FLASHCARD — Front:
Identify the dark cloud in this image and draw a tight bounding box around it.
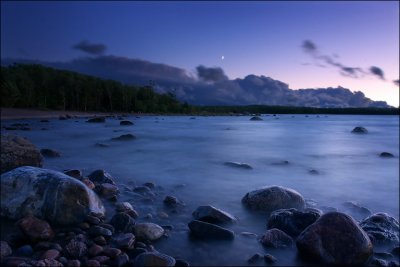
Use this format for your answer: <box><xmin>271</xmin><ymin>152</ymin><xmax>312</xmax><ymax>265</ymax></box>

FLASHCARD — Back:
<box><xmin>394</xmin><ymin>80</ymin><xmax>399</xmax><ymax>86</ymax></box>
<box><xmin>301</xmin><ymin>40</ymin><xmax>389</xmax><ymax>81</ymax></box>
<box><xmin>73</xmin><ymin>41</ymin><xmax>107</xmax><ymax>55</ymax></box>
<box><xmin>1</xmin><ymin>56</ymin><xmax>391</xmax><ymax>108</ymax></box>
<box><xmin>196</xmin><ymin>65</ymin><xmax>228</xmax><ymax>82</ymax></box>
<box><xmin>369</xmin><ymin>66</ymin><xmax>385</xmax><ymax>80</ymax></box>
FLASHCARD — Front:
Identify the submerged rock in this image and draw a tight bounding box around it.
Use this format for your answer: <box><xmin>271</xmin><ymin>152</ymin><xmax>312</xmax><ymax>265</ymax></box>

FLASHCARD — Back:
<box><xmin>120</xmin><ymin>120</ymin><xmax>134</xmax><ymax>126</ymax></box>
<box><xmin>360</xmin><ymin>213</ymin><xmax>399</xmax><ymax>248</ymax></box>
<box><xmin>380</xmin><ymin>152</ymin><xmax>395</xmax><ymax>158</ymax></box>
<box><xmin>163</xmin><ymin>195</ymin><xmax>179</xmax><ymax>206</ymax></box>
<box><xmin>40</xmin><ymin>148</ymin><xmax>61</xmax><ymax>158</ymax></box>
<box><xmin>192</xmin><ymin>205</ymin><xmax>237</xmax><ymax>224</ymax></box>
<box><xmin>259</xmin><ymin>228</ymin><xmax>294</xmax><ymax>248</ymax></box>
<box><xmin>342</xmin><ymin>201</ymin><xmax>372</xmax><ymax>221</ymax></box>
<box><xmin>188</xmin><ymin>220</ymin><xmax>234</xmax><ymax>240</ymax></box>
<box><xmin>134</xmin><ymin>252</ymin><xmax>176</xmax><ymax>267</ymax></box>
<box><xmin>115</xmin><ymin>202</ymin><xmax>139</xmax><ymax>218</ymax></box>
<box><xmin>133</xmin><ymin>223</ymin><xmax>165</xmax><ymax>241</ymax></box>
<box><xmin>352</xmin><ymin>126</ymin><xmax>368</xmax><ymax>134</ymax></box>
<box><xmin>224</xmin><ymin>161</ymin><xmax>252</xmax><ymax>169</ymax></box>
<box><xmin>242</xmin><ymin>186</ymin><xmax>305</xmax><ymax>212</ymax></box>
<box><xmin>1</xmin><ymin>134</ymin><xmax>43</xmax><ymax>173</ymax></box>
<box><xmin>111</xmin><ymin>134</ymin><xmax>136</xmax><ymax>141</ymax></box>
<box><xmin>296</xmin><ymin>212</ymin><xmax>373</xmax><ymax>265</ymax></box>
<box><xmin>267</xmin><ymin>208</ymin><xmax>321</xmax><ymax>237</ymax></box>
<box><xmin>0</xmin><ymin>166</ymin><xmax>105</xmax><ymax>225</ymax></box>
<box><xmin>88</xmin><ymin>169</ymin><xmax>116</xmax><ymax>185</ymax></box>
<box><xmin>86</xmin><ymin>117</ymin><xmax>105</xmax><ymax>123</ymax></box>
<box><xmin>250</xmin><ymin>116</ymin><xmax>263</xmax><ymax>121</ymax></box>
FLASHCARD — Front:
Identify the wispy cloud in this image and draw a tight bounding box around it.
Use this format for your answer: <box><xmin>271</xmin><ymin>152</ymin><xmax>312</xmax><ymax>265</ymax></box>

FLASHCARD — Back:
<box><xmin>73</xmin><ymin>40</ymin><xmax>107</xmax><ymax>55</ymax></box>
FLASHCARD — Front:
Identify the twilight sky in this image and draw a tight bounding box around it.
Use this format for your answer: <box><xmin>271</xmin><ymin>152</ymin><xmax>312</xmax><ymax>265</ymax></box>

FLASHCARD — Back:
<box><xmin>1</xmin><ymin>1</ymin><xmax>399</xmax><ymax>106</ymax></box>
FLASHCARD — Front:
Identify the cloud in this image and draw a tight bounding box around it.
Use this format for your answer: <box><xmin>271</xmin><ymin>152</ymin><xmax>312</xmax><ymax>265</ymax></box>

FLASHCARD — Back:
<box><xmin>369</xmin><ymin>66</ymin><xmax>385</xmax><ymax>80</ymax></box>
<box><xmin>301</xmin><ymin>40</ymin><xmax>392</xmax><ymax>81</ymax></box>
<box><xmin>73</xmin><ymin>40</ymin><xmax>107</xmax><ymax>55</ymax></box>
<box><xmin>196</xmin><ymin>65</ymin><xmax>228</xmax><ymax>82</ymax></box>
<box><xmin>1</xmin><ymin>56</ymin><xmax>391</xmax><ymax>108</ymax></box>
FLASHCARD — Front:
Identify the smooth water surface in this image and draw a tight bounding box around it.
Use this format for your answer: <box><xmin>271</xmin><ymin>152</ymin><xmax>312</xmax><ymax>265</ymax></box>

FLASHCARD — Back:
<box><xmin>2</xmin><ymin>114</ymin><xmax>399</xmax><ymax>265</ymax></box>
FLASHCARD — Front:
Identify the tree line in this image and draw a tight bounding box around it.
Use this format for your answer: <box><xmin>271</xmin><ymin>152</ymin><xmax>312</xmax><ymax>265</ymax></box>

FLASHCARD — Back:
<box><xmin>1</xmin><ymin>64</ymin><xmax>191</xmax><ymax>113</ymax></box>
<box><xmin>1</xmin><ymin>63</ymin><xmax>398</xmax><ymax>115</ymax></box>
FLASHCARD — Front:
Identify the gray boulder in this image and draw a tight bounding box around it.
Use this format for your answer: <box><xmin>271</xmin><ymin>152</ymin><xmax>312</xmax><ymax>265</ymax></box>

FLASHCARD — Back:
<box><xmin>360</xmin><ymin>213</ymin><xmax>399</xmax><ymax>248</ymax></box>
<box><xmin>188</xmin><ymin>220</ymin><xmax>234</xmax><ymax>240</ymax></box>
<box><xmin>352</xmin><ymin>126</ymin><xmax>368</xmax><ymax>134</ymax></box>
<box><xmin>1</xmin><ymin>134</ymin><xmax>43</xmax><ymax>173</ymax></box>
<box><xmin>267</xmin><ymin>208</ymin><xmax>321</xmax><ymax>237</ymax></box>
<box><xmin>0</xmin><ymin>166</ymin><xmax>105</xmax><ymax>225</ymax></box>
<box><xmin>296</xmin><ymin>212</ymin><xmax>373</xmax><ymax>265</ymax></box>
<box><xmin>133</xmin><ymin>223</ymin><xmax>165</xmax><ymax>241</ymax></box>
<box><xmin>242</xmin><ymin>186</ymin><xmax>305</xmax><ymax>212</ymax></box>
<box><xmin>192</xmin><ymin>205</ymin><xmax>237</xmax><ymax>224</ymax></box>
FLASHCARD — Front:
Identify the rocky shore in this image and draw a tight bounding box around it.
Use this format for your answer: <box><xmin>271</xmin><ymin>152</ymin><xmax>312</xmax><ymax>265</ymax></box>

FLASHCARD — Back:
<box><xmin>0</xmin><ymin>116</ymin><xmax>399</xmax><ymax>266</ymax></box>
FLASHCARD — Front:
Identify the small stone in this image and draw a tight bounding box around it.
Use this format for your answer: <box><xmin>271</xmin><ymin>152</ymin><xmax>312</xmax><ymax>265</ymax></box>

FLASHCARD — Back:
<box><xmin>163</xmin><ymin>196</ymin><xmax>179</xmax><ymax>206</ymax></box>
<box><xmin>86</xmin><ymin>215</ymin><xmax>101</xmax><ymax>225</ymax></box>
<box><xmin>93</xmin><ymin>236</ymin><xmax>107</xmax><ymax>246</ymax></box>
<box><xmin>82</xmin><ymin>179</ymin><xmax>95</xmax><ymax>190</ymax></box>
<box><xmin>0</xmin><ymin>241</ymin><xmax>12</xmax><ymax>259</ymax></box>
<box><xmin>109</xmin><ymin>253</ymin><xmax>129</xmax><ymax>267</ymax></box>
<box><xmin>40</xmin><ymin>249</ymin><xmax>60</xmax><ymax>260</ymax></box>
<box><xmin>224</xmin><ymin>161</ymin><xmax>252</xmax><ymax>169</ymax></box>
<box><xmin>85</xmin><ymin>259</ymin><xmax>100</xmax><ymax>267</ymax></box>
<box><xmin>248</xmin><ymin>253</ymin><xmax>262</xmax><ymax>264</ymax></box>
<box><xmin>134</xmin><ymin>223</ymin><xmax>165</xmax><ymax>241</ymax></box>
<box><xmin>58</xmin><ymin>257</ymin><xmax>68</xmax><ymax>266</ymax></box>
<box><xmin>143</xmin><ymin>182</ymin><xmax>155</xmax><ymax>189</ymax></box>
<box><xmin>103</xmin><ymin>247</ymin><xmax>121</xmax><ymax>258</ymax></box>
<box><xmin>260</xmin><ymin>228</ymin><xmax>294</xmax><ymax>248</ymax></box>
<box><xmin>134</xmin><ymin>252</ymin><xmax>176</xmax><ymax>266</ymax></box>
<box><xmin>88</xmin><ymin>226</ymin><xmax>112</xmax><ymax>238</ymax></box>
<box><xmin>158</xmin><ymin>212</ymin><xmax>169</xmax><ymax>219</ymax></box>
<box><xmin>97</xmin><ymin>183</ymin><xmax>119</xmax><ymax>198</ymax></box>
<box><xmin>308</xmin><ymin>169</ymin><xmax>319</xmax><ymax>175</ymax></box>
<box><xmin>120</xmin><ymin>120</ymin><xmax>134</xmax><ymax>126</ymax></box>
<box><xmin>90</xmin><ymin>256</ymin><xmax>109</xmax><ymax>264</ymax></box>
<box><xmin>65</xmin><ymin>240</ymin><xmax>87</xmax><ymax>259</ymax></box>
<box><xmin>66</xmin><ymin>259</ymin><xmax>80</xmax><ymax>267</ymax></box>
<box><xmin>14</xmin><ymin>245</ymin><xmax>33</xmax><ymax>257</ymax></box>
<box><xmin>380</xmin><ymin>152</ymin><xmax>394</xmax><ymax>158</ymax></box>
<box><xmin>63</xmin><ymin>169</ymin><xmax>82</xmax><ymax>179</ymax></box>
<box><xmin>88</xmin><ymin>244</ymin><xmax>103</xmax><ymax>257</ymax></box>
<box><xmin>264</xmin><ymin>254</ymin><xmax>277</xmax><ymax>264</ymax></box>
<box><xmin>34</xmin><ymin>242</ymin><xmax>62</xmax><ymax>251</ymax></box>
<box><xmin>352</xmin><ymin>126</ymin><xmax>368</xmax><ymax>134</ymax></box>
<box><xmin>79</xmin><ymin>222</ymin><xmax>90</xmax><ymax>230</ymax></box>
<box><xmin>18</xmin><ymin>216</ymin><xmax>54</xmax><ymax>243</ymax></box>
<box><xmin>110</xmin><ymin>212</ymin><xmax>135</xmax><ymax>233</ymax></box>
<box><xmin>111</xmin><ymin>134</ymin><xmax>136</xmax><ymax>141</ymax></box>
<box><xmin>99</xmin><ymin>223</ymin><xmax>114</xmax><ymax>233</ymax></box>
<box><xmin>88</xmin><ymin>170</ymin><xmax>116</xmax><ymax>185</ymax></box>
<box><xmin>115</xmin><ymin>202</ymin><xmax>139</xmax><ymax>218</ymax></box>
<box><xmin>192</xmin><ymin>205</ymin><xmax>237</xmax><ymax>224</ymax></box>
<box><xmin>250</xmin><ymin>116</ymin><xmax>263</xmax><ymax>121</ymax></box>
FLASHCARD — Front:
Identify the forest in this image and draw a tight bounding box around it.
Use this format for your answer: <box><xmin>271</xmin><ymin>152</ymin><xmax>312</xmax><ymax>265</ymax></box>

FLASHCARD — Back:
<box><xmin>1</xmin><ymin>64</ymin><xmax>398</xmax><ymax>115</ymax></box>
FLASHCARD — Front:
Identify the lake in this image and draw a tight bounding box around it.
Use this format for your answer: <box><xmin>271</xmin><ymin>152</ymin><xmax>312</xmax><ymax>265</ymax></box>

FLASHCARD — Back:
<box><xmin>2</xmin><ymin>114</ymin><xmax>399</xmax><ymax>266</ymax></box>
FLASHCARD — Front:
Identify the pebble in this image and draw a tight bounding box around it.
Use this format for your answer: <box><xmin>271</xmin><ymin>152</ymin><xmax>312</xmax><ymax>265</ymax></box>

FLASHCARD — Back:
<box><xmin>67</xmin><ymin>259</ymin><xmax>81</xmax><ymax>267</ymax></box>
<box><xmin>103</xmin><ymin>247</ymin><xmax>122</xmax><ymax>258</ymax></box>
<box><xmin>40</xmin><ymin>249</ymin><xmax>60</xmax><ymax>260</ymax></box>
<box><xmin>86</xmin><ymin>215</ymin><xmax>101</xmax><ymax>225</ymax></box>
<box><xmin>88</xmin><ymin>244</ymin><xmax>103</xmax><ymax>257</ymax></box>
<box><xmin>85</xmin><ymin>259</ymin><xmax>100</xmax><ymax>267</ymax></box>
<box><xmin>89</xmin><ymin>226</ymin><xmax>113</xmax><ymax>238</ymax></box>
<box><xmin>93</xmin><ymin>236</ymin><xmax>107</xmax><ymax>246</ymax></box>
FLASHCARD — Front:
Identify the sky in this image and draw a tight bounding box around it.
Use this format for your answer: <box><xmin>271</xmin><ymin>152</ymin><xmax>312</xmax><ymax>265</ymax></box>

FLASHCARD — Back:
<box><xmin>1</xmin><ymin>1</ymin><xmax>399</xmax><ymax>106</ymax></box>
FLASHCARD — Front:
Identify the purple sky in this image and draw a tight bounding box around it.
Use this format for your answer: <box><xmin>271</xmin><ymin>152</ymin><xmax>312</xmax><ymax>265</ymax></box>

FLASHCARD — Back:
<box><xmin>1</xmin><ymin>1</ymin><xmax>399</xmax><ymax>106</ymax></box>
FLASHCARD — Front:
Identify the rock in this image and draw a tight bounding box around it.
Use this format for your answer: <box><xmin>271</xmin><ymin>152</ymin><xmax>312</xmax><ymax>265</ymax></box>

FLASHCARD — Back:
<box><xmin>88</xmin><ymin>244</ymin><xmax>103</xmax><ymax>257</ymax></box>
<box><xmin>86</xmin><ymin>215</ymin><xmax>101</xmax><ymax>225</ymax></box>
<box><xmin>133</xmin><ymin>186</ymin><xmax>154</xmax><ymax>197</ymax></box>
<box><xmin>111</xmin><ymin>233</ymin><xmax>135</xmax><ymax>249</ymax></box>
<box><xmin>115</xmin><ymin>202</ymin><xmax>139</xmax><ymax>218</ymax></box>
<box><xmin>264</xmin><ymin>254</ymin><xmax>277</xmax><ymax>264</ymax></box>
<box><xmin>360</xmin><ymin>213</ymin><xmax>399</xmax><ymax>248</ymax></box>
<box><xmin>34</xmin><ymin>242</ymin><xmax>62</xmax><ymax>251</ymax></box>
<box><xmin>63</xmin><ymin>169</ymin><xmax>83</xmax><ymax>179</ymax></box>
<box><xmin>259</xmin><ymin>228</ymin><xmax>294</xmax><ymax>248</ymax></box>
<box><xmin>86</xmin><ymin>117</ymin><xmax>105</xmax><ymax>123</ymax></box>
<box><xmin>224</xmin><ymin>161</ymin><xmax>252</xmax><ymax>169</ymax></box>
<box><xmin>120</xmin><ymin>120</ymin><xmax>134</xmax><ymax>126</ymax></box>
<box><xmin>242</xmin><ymin>186</ymin><xmax>305</xmax><ymax>212</ymax></box>
<box><xmin>18</xmin><ymin>216</ymin><xmax>54</xmax><ymax>243</ymax></box>
<box><xmin>1</xmin><ymin>166</ymin><xmax>105</xmax><ymax>225</ymax></box>
<box><xmin>134</xmin><ymin>252</ymin><xmax>176</xmax><ymax>267</ymax></box>
<box><xmin>369</xmin><ymin>257</ymin><xmax>389</xmax><ymax>267</ymax></box>
<box><xmin>99</xmin><ymin>223</ymin><xmax>114</xmax><ymax>233</ymax></box>
<box><xmin>391</xmin><ymin>246</ymin><xmax>400</xmax><ymax>256</ymax></box>
<box><xmin>1</xmin><ymin>134</ymin><xmax>43</xmax><ymax>173</ymax></box>
<box><xmin>308</xmin><ymin>169</ymin><xmax>319</xmax><ymax>175</ymax></box>
<box><xmin>65</xmin><ymin>240</ymin><xmax>87</xmax><ymax>259</ymax></box>
<box><xmin>85</xmin><ymin>260</ymin><xmax>100</xmax><ymax>267</ymax></box>
<box><xmin>103</xmin><ymin>247</ymin><xmax>121</xmax><ymax>258</ymax></box>
<box><xmin>342</xmin><ymin>201</ymin><xmax>372</xmax><ymax>221</ymax></box>
<box><xmin>133</xmin><ymin>223</ymin><xmax>165</xmax><ymax>241</ymax></box>
<box><xmin>175</xmin><ymin>259</ymin><xmax>190</xmax><ymax>267</ymax></box>
<box><xmin>0</xmin><ymin>241</ymin><xmax>12</xmax><ymax>259</ymax></box>
<box><xmin>88</xmin><ymin>226</ymin><xmax>112</xmax><ymax>238</ymax></box>
<box><xmin>82</xmin><ymin>179</ymin><xmax>95</xmax><ymax>190</ymax></box>
<box><xmin>267</xmin><ymin>208</ymin><xmax>321</xmax><ymax>237</ymax></box>
<box><xmin>352</xmin><ymin>126</ymin><xmax>368</xmax><ymax>134</ymax></box>
<box><xmin>109</xmin><ymin>253</ymin><xmax>129</xmax><ymax>267</ymax></box>
<box><xmin>90</xmin><ymin>256</ymin><xmax>109</xmax><ymax>264</ymax></box>
<box><xmin>192</xmin><ymin>205</ymin><xmax>237</xmax><ymax>224</ymax></box>
<box><xmin>143</xmin><ymin>182</ymin><xmax>155</xmax><ymax>189</ymax></box>
<box><xmin>296</xmin><ymin>212</ymin><xmax>373</xmax><ymax>265</ymax></box>
<box><xmin>158</xmin><ymin>212</ymin><xmax>169</xmax><ymax>219</ymax></box>
<box><xmin>88</xmin><ymin>169</ymin><xmax>116</xmax><ymax>185</ymax></box>
<box><xmin>110</xmin><ymin>212</ymin><xmax>135</xmax><ymax>233</ymax></box>
<box><xmin>250</xmin><ymin>116</ymin><xmax>263</xmax><ymax>121</ymax></box>
<box><xmin>111</xmin><ymin>134</ymin><xmax>136</xmax><ymax>141</ymax></box>
<box><xmin>380</xmin><ymin>152</ymin><xmax>395</xmax><ymax>158</ymax></box>
<box><xmin>93</xmin><ymin>236</ymin><xmax>107</xmax><ymax>246</ymax></box>
<box><xmin>188</xmin><ymin>220</ymin><xmax>234</xmax><ymax>240</ymax></box>
<box><xmin>14</xmin><ymin>245</ymin><xmax>33</xmax><ymax>257</ymax></box>
<box><xmin>163</xmin><ymin>196</ymin><xmax>179</xmax><ymax>206</ymax></box>
<box><xmin>248</xmin><ymin>253</ymin><xmax>262</xmax><ymax>264</ymax></box>
<box><xmin>97</xmin><ymin>183</ymin><xmax>119</xmax><ymax>198</ymax></box>
<box><xmin>40</xmin><ymin>149</ymin><xmax>61</xmax><ymax>158</ymax></box>
<box><xmin>40</xmin><ymin>249</ymin><xmax>60</xmax><ymax>260</ymax></box>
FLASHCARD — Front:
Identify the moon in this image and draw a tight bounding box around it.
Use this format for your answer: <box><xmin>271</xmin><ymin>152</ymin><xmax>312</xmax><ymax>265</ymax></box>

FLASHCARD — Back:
<box><xmin>221</xmin><ymin>55</ymin><xmax>224</xmax><ymax>60</ymax></box>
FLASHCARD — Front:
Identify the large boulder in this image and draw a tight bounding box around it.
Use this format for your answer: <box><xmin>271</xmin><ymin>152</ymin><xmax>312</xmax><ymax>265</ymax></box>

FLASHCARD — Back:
<box><xmin>242</xmin><ymin>186</ymin><xmax>305</xmax><ymax>212</ymax></box>
<box><xmin>360</xmin><ymin>213</ymin><xmax>399</xmax><ymax>248</ymax></box>
<box><xmin>192</xmin><ymin>205</ymin><xmax>237</xmax><ymax>224</ymax></box>
<box><xmin>267</xmin><ymin>208</ymin><xmax>321</xmax><ymax>237</ymax></box>
<box><xmin>188</xmin><ymin>220</ymin><xmax>234</xmax><ymax>240</ymax></box>
<box><xmin>0</xmin><ymin>166</ymin><xmax>105</xmax><ymax>225</ymax></box>
<box><xmin>1</xmin><ymin>135</ymin><xmax>43</xmax><ymax>173</ymax></box>
<box><xmin>296</xmin><ymin>212</ymin><xmax>373</xmax><ymax>265</ymax></box>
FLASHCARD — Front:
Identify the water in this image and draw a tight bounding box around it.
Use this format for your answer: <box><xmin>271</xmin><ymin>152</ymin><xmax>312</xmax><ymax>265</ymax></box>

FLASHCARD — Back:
<box><xmin>2</xmin><ymin>114</ymin><xmax>399</xmax><ymax>265</ymax></box>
